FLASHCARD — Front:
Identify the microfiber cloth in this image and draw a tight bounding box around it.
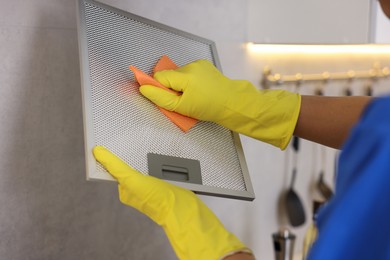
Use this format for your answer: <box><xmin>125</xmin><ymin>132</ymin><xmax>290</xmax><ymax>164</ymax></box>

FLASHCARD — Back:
<box><xmin>129</xmin><ymin>55</ymin><xmax>198</xmax><ymax>132</ymax></box>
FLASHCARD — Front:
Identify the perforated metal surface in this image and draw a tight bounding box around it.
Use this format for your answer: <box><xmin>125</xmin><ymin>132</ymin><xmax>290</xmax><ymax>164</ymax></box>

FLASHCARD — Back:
<box><xmin>77</xmin><ymin>0</ymin><xmax>254</xmax><ymax>199</ymax></box>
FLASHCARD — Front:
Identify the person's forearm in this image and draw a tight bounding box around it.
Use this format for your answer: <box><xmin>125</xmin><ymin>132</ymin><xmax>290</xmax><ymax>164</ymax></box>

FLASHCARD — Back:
<box><xmin>294</xmin><ymin>95</ymin><xmax>373</xmax><ymax>149</ymax></box>
<box><xmin>224</xmin><ymin>252</ymin><xmax>256</xmax><ymax>260</ymax></box>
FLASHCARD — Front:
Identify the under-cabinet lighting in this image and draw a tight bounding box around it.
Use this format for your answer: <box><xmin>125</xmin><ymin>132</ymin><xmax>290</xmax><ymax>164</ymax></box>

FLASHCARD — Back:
<box><xmin>246</xmin><ymin>43</ymin><xmax>390</xmax><ymax>54</ymax></box>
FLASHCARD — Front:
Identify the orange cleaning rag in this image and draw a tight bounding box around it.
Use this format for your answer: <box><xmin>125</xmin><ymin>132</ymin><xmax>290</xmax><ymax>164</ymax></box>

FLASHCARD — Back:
<box><xmin>129</xmin><ymin>55</ymin><xmax>198</xmax><ymax>132</ymax></box>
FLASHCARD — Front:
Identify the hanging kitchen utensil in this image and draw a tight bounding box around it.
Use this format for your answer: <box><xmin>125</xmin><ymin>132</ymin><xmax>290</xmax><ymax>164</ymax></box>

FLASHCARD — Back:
<box><xmin>302</xmin><ymin>200</ymin><xmax>324</xmax><ymax>260</ymax></box>
<box><xmin>313</xmin><ymin>87</ymin><xmax>334</xmax><ymax>201</ymax></box>
<box><xmin>317</xmin><ymin>145</ymin><xmax>333</xmax><ymax>201</ymax></box>
<box><xmin>285</xmin><ymin>136</ymin><xmax>306</xmax><ymax>227</ymax></box>
<box><xmin>317</xmin><ymin>171</ymin><xmax>333</xmax><ymax>200</ymax></box>
<box><xmin>365</xmin><ymin>82</ymin><xmax>373</xmax><ymax>96</ymax></box>
<box><xmin>314</xmin><ymin>86</ymin><xmax>324</xmax><ymax>96</ymax></box>
<box><xmin>272</xmin><ymin>228</ymin><xmax>296</xmax><ymax>260</ymax></box>
<box><xmin>343</xmin><ymin>81</ymin><xmax>353</xmax><ymax>96</ymax></box>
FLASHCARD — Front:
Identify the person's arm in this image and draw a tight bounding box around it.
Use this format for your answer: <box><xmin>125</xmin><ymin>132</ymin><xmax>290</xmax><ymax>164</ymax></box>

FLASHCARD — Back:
<box><xmin>294</xmin><ymin>96</ymin><xmax>372</xmax><ymax>149</ymax></box>
<box><xmin>224</xmin><ymin>252</ymin><xmax>256</xmax><ymax>260</ymax></box>
<box><xmin>139</xmin><ymin>59</ymin><xmax>372</xmax><ymax>150</ymax></box>
<box><xmin>379</xmin><ymin>0</ymin><xmax>390</xmax><ymax>19</ymax></box>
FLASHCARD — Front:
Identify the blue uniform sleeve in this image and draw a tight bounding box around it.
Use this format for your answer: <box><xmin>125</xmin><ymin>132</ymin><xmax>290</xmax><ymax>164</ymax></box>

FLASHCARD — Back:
<box><xmin>308</xmin><ymin>96</ymin><xmax>390</xmax><ymax>260</ymax></box>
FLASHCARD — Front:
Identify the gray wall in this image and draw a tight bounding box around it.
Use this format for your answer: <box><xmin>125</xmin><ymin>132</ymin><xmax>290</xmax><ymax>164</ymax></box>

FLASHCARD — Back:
<box><xmin>0</xmin><ymin>0</ymin><xmax>175</xmax><ymax>259</ymax></box>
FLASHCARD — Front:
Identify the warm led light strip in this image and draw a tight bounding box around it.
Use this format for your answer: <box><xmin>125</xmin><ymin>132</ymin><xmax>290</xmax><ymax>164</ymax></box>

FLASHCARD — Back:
<box><xmin>247</xmin><ymin>42</ymin><xmax>390</xmax><ymax>55</ymax></box>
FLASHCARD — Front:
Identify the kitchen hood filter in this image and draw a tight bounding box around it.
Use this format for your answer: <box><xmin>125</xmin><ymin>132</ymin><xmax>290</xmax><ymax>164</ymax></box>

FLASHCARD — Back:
<box><xmin>77</xmin><ymin>0</ymin><xmax>255</xmax><ymax>200</ymax></box>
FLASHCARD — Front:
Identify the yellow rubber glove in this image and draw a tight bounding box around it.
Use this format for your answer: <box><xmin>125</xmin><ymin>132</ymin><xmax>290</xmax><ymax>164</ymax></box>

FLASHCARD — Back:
<box><xmin>93</xmin><ymin>146</ymin><xmax>252</xmax><ymax>260</ymax></box>
<box><xmin>140</xmin><ymin>60</ymin><xmax>301</xmax><ymax>149</ymax></box>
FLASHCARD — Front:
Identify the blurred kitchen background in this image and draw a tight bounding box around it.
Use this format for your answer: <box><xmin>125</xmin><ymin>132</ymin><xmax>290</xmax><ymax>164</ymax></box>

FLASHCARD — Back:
<box><xmin>1</xmin><ymin>0</ymin><xmax>390</xmax><ymax>259</ymax></box>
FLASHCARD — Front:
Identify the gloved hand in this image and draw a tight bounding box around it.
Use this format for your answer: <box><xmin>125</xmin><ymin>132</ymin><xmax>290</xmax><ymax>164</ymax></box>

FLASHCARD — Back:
<box><xmin>140</xmin><ymin>60</ymin><xmax>301</xmax><ymax>149</ymax></box>
<box><xmin>93</xmin><ymin>146</ymin><xmax>252</xmax><ymax>260</ymax></box>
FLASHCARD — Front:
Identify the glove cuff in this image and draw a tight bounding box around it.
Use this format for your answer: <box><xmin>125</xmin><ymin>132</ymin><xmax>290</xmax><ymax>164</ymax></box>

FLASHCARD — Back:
<box><xmin>225</xmin><ymin>89</ymin><xmax>301</xmax><ymax>150</ymax></box>
<box><xmin>251</xmin><ymin>90</ymin><xmax>301</xmax><ymax>150</ymax></box>
<box><xmin>278</xmin><ymin>92</ymin><xmax>301</xmax><ymax>150</ymax></box>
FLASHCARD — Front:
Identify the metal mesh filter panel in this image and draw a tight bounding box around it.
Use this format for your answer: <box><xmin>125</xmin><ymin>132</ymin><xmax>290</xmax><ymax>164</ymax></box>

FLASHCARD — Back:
<box><xmin>80</xmin><ymin>1</ymin><xmax>247</xmax><ymax>192</ymax></box>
